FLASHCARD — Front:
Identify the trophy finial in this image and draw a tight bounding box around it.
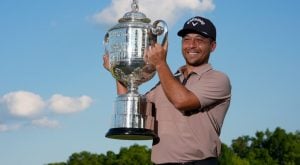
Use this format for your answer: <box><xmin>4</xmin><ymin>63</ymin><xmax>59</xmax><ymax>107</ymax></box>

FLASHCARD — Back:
<box><xmin>118</xmin><ymin>0</ymin><xmax>150</xmax><ymax>23</ymax></box>
<box><xmin>131</xmin><ymin>0</ymin><xmax>139</xmax><ymax>12</ymax></box>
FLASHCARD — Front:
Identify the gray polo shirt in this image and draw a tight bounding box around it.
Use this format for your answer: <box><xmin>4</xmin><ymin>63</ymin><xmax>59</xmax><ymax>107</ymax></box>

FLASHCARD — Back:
<box><xmin>146</xmin><ymin>63</ymin><xmax>231</xmax><ymax>164</ymax></box>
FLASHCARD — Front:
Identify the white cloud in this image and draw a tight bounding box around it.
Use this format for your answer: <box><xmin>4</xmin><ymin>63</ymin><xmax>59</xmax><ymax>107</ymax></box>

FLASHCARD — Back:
<box><xmin>0</xmin><ymin>124</ymin><xmax>8</xmax><ymax>132</ymax></box>
<box><xmin>1</xmin><ymin>91</ymin><xmax>45</xmax><ymax>118</ymax></box>
<box><xmin>0</xmin><ymin>91</ymin><xmax>93</xmax><ymax>117</ymax></box>
<box><xmin>31</xmin><ymin>117</ymin><xmax>60</xmax><ymax>128</ymax></box>
<box><xmin>90</xmin><ymin>0</ymin><xmax>215</xmax><ymax>26</ymax></box>
<box><xmin>0</xmin><ymin>91</ymin><xmax>93</xmax><ymax>132</ymax></box>
<box><xmin>48</xmin><ymin>94</ymin><xmax>93</xmax><ymax>114</ymax></box>
<box><xmin>0</xmin><ymin>123</ymin><xmax>21</xmax><ymax>132</ymax></box>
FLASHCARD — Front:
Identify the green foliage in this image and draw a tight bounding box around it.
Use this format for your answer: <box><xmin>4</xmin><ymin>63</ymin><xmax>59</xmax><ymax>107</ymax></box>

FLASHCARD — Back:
<box><xmin>48</xmin><ymin>163</ymin><xmax>66</xmax><ymax>165</ymax></box>
<box><xmin>47</xmin><ymin>144</ymin><xmax>151</xmax><ymax>165</ymax></box>
<box><xmin>117</xmin><ymin>144</ymin><xmax>152</xmax><ymax>165</ymax></box>
<box><xmin>66</xmin><ymin>151</ymin><xmax>103</xmax><ymax>165</ymax></box>
<box><xmin>227</xmin><ymin>127</ymin><xmax>300</xmax><ymax>165</ymax></box>
<box><xmin>218</xmin><ymin>143</ymin><xmax>250</xmax><ymax>165</ymax></box>
<box><xmin>48</xmin><ymin>127</ymin><xmax>300</xmax><ymax>165</ymax></box>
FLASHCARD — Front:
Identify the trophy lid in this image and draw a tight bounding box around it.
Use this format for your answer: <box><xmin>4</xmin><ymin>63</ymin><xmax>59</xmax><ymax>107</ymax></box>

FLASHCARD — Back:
<box><xmin>118</xmin><ymin>0</ymin><xmax>151</xmax><ymax>23</ymax></box>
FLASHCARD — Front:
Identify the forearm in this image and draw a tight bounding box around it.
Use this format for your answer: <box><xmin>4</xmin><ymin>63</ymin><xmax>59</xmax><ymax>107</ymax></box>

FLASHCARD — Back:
<box><xmin>156</xmin><ymin>63</ymin><xmax>200</xmax><ymax>111</ymax></box>
<box><xmin>116</xmin><ymin>80</ymin><xmax>128</xmax><ymax>95</ymax></box>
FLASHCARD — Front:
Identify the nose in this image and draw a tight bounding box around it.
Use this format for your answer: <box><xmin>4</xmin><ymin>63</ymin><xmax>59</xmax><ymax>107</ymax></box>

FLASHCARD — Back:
<box><xmin>188</xmin><ymin>39</ymin><xmax>198</xmax><ymax>48</ymax></box>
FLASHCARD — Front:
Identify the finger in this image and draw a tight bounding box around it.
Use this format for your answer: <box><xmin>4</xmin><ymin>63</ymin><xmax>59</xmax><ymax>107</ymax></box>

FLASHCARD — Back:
<box><xmin>103</xmin><ymin>54</ymin><xmax>108</xmax><ymax>59</ymax></box>
<box><xmin>163</xmin><ymin>39</ymin><xmax>168</xmax><ymax>51</ymax></box>
<box><xmin>102</xmin><ymin>56</ymin><xmax>107</xmax><ymax>66</ymax></box>
<box><xmin>102</xmin><ymin>54</ymin><xmax>110</xmax><ymax>70</ymax></box>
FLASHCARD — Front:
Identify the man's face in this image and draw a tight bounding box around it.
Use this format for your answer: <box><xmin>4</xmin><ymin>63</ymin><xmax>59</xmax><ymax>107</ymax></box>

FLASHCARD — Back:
<box><xmin>181</xmin><ymin>33</ymin><xmax>216</xmax><ymax>66</ymax></box>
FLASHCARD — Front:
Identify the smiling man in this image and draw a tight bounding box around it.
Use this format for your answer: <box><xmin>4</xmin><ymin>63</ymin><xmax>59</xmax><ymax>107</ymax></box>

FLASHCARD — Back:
<box><xmin>104</xmin><ymin>16</ymin><xmax>232</xmax><ymax>165</ymax></box>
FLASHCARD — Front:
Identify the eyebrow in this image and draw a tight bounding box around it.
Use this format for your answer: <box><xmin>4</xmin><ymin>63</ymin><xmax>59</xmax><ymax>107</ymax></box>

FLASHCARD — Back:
<box><xmin>183</xmin><ymin>35</ymin><xmax>207</xmax><ymax>39</ymax></box>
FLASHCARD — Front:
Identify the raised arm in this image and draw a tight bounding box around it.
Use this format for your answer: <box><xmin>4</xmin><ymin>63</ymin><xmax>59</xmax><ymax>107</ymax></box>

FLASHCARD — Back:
<box><xmin>145</xmin><ymin>43</ymin><xmax>201</xmax><ymax>111</ymax></box>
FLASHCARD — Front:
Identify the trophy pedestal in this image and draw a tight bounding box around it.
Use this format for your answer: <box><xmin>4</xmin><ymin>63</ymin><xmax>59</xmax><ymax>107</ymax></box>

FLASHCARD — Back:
<box><xmin>106</xmin><ymin>93</ymin><xmax>156</xmax><ymax>140</ymax></box>
<box><xmin>106</xmin><ymin>128</ymin><xmax>155</xmax><ymax>140</ymax></box>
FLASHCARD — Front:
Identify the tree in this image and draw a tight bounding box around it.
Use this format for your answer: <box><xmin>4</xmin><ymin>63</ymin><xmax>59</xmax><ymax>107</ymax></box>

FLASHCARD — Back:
<box><xmin>48</xmin><ymin>127</ymin><xmax>300</xmax><ymax>165</ymax></box>
<box><xmin>117</xmin><ymin>144</ymin><xmax>152</xmax><ymax>165</ymax></box>
<box><xmin>230</xmin><ymin>127</ymin><xmax>300</xmax><ymax>165</ymax></box>
<box><xmin>48</xmin><ymin>163</ymin><xmax>66</xmax><ymax>165</ymax></box>
<box><xmin>47</xmin><ymin>144</ymin><xmax>151</xmax><ymax>165</ymax></box>
<box><xmin>218</xmin><ymin>143</ymin><xmax>250</xmax><ymax>165</ymax></box>
<box><xmin>264</xmin><ymin>127</ymin><xmax>300</xmax><ymax>165</ymax></box>
<box><xmin>66</xmin><ymin>151</ymin><xmax>103</xmax><ymax>165</ymax></box>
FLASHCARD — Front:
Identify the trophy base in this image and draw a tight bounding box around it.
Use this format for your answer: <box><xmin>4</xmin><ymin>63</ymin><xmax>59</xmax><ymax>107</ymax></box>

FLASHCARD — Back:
<box><xmin>105</xmin><ymin>128</ymin><xmax>155</xmax><ymax>140</ymax></box>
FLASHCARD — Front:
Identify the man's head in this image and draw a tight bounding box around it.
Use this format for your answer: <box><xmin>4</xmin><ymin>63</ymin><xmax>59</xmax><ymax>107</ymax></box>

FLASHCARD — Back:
<box><xmin>178</xmin><ymin>16</ymin><xmax>217</xmax><ymax>67</ymax></box>
<box><xmin>177</xmin><ymin>16</ymin><xmax>216</xmax><ymax>41</ymax></box>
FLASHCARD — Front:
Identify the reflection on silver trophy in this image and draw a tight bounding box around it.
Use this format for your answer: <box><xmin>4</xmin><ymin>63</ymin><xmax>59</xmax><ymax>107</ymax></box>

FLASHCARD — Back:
<box><xmin>104</xmin><ymin>0</ymin><xmax>168</xmax><ymax>140</ymax></box>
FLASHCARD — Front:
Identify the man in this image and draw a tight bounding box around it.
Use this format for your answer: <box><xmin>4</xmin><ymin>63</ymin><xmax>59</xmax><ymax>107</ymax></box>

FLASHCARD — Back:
<box><xmin>103</xmin><ymin>16</ymin><xmax>231</xmax><ymax>165</ymax></box>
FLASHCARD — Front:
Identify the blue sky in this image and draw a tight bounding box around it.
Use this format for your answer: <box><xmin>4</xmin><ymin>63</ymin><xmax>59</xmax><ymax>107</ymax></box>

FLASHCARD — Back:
<box><xmin>0</xmin><ymin>0</ymin><xmax>299</xmax><ymax>164</ymax></box>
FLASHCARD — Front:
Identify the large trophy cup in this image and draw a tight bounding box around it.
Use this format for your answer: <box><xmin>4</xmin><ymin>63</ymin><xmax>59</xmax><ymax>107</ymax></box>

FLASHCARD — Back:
<box><xmin>104</xmin><ymin>0</ymin><xmax>168</xmax><ymax>140</ymax></box>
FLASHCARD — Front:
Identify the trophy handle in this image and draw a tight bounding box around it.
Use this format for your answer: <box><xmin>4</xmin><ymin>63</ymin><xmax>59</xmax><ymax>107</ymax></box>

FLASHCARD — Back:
<box><xmin>152</xmin><ymin>20</ymin><xmax>168</xmax><ymax>47</ymax></box>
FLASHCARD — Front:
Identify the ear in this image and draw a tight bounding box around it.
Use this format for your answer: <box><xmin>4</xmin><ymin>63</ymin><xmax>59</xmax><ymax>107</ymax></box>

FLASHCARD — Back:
<box><xmin>210</xmin><ymin>41</ymin><xmax>217</xmax><ymax>52</ymax></box>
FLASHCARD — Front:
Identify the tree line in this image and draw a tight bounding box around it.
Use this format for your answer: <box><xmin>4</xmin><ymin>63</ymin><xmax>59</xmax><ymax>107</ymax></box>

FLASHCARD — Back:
<box><xmin>48</xmin><ymin>127</ymin><xmax>300</xmax><ymax>165</ymax></box>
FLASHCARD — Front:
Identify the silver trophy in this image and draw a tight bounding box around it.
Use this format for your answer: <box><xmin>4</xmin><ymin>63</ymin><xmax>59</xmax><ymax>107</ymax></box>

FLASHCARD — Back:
<box><xmin>104</xmin><ymin>0</ymin><xmax>168</xmax><ymax>140</ymax></box>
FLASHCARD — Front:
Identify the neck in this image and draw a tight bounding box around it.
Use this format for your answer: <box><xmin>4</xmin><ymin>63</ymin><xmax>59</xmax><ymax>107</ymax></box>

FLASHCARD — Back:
<box><xmin>181</xmin><ymin>65</ymin><xmax>195</xmax><ymax>77</ymax></box>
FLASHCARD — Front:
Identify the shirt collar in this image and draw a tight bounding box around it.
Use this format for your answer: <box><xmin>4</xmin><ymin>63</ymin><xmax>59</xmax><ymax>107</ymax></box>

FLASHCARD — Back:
<box><xmin>175</xmin><ymin>63</ymin><xmax>213</xmax><ymax>77</ymax></box>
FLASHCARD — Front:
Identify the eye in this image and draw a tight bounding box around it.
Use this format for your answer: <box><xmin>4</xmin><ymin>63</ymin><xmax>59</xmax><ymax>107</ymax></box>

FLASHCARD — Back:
<box><xmin>195</xmin><ymin>37</ymin><xmax>205</xmax><ymax>43</ymax></box>
<box><xmin>183</xmin><ymin>37</ymin><xmax>191</xmax><ymax>41</ymax></box>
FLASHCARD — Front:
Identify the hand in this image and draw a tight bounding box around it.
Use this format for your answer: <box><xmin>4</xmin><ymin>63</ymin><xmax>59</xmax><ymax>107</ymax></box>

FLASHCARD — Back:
<box><xmin>102</xmin><ymin>54</ymin><xmax>110</xmax><ymax>71</ymax></box>
<box><xmin>144</xmin><ymin>42</ymin><xmax>168</xmax><ymax>68</ymax></box>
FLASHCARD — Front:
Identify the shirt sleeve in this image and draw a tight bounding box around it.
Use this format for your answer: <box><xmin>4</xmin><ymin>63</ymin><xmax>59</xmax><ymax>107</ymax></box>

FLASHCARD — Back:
<box><xmin>188</xmin><ymin>70</ymin><xmax>231</xmax><ymax>109</ymax></box>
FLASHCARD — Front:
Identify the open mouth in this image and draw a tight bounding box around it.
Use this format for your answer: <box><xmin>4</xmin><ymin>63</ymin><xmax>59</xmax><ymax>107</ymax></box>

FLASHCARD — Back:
<box><xmin>187</xmin><ymin>50</ymin><xmax>200</xmax><ymax>55</ymax></box>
